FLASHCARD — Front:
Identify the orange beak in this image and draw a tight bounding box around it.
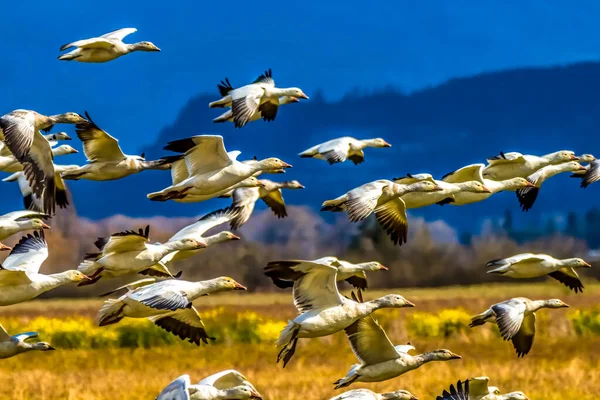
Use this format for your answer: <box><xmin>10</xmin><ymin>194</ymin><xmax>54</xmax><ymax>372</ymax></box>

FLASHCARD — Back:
<box><xmin>281</xmin><ymin>162</ymin><xmax>293</xmax><ymax>168</ymax></box>
<box><xmin>526</xmin><ymin>181</ymin><xmax>536</xmax><ymax>187</ymax></box>
<box><xmin>584</xmin><ymin>261</ymin><xmax>592</xmax><ymax>268</ymax></box>
<box><xmin>195</xmin><ymin>240</ymin><xmax>208</xmax><ymax>249</ymax></box>
<box><xmin>81</xmin><ymin>274</ymin><xmax>92</xmax><ymax>281</ymax></box>
<box><xmin>383</xmin><ymin>141</ymin><xmax>392</xmax><ymax>148</ymax></box>
<box><xmin>0</xmin><ymin>243</ymin><xmax>11</xmax><ymax>251</ymax></box>
<box><xmin>41</xmin><ymin>222</ymin><xmax>51</xmax><ymax>229</ymax></box>
<box><xmin>234</xmin><ymin>282</ymin><xmax>247</xmax><ymax>290</ymax></box>
<box><xmin>571</xmin><ymin>155</ymin><xmax>580</xmax><ymax>160</ymax></box>
<box><xmin>481</xmin><ymin>186</ymin><xmax>492</xmax><ymax>193</ymax></box>
<box><xmin>289</xmin><ymin>97</ymin><xmax>300</xmax><ymax>103</ymax></box>
<box><xmin>379</xmin><ymin>265</ymin><xmax>388</xmax><ymax>271</ymax></box>
<box><xmin>298</xmin><ymin>93</ymin><xmax>309</xmax><ymax>100</ymax></box>
<box><xmin>230</xmin><ymin>234</ymin><xmax>241</xmax><ymax>240</ymax></box>
<box><xmin>578</xmin><ymin>165</ymin><xmax>587</xmax><ymax>171</ymax></box>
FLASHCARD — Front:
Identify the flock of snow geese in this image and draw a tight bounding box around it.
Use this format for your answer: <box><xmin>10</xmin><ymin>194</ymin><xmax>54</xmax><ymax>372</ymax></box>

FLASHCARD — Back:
<box><xmin>0</xmin><ymin>28</ymin><xmax>595</xmax><ymax>399</ymax></box>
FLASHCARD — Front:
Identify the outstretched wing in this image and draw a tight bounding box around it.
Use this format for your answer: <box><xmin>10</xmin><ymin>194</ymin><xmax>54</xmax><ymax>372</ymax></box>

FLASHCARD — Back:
<box><xmin>100</xmin><ymin>226</ymin><xmax>150</xmax><ymax>254</ymax></box>
<box><xmin>100</xmin><ymin>28</ymin><xmax>137</xmax><ymax>41</ymax></box>
<box><xmin>442</xmin><ymin>163</ymin><xmax>485</xmax><ymax>184</ymax></box>
<box><xmin>169</xmin><ymin>208</ymin><xmax>240</xmax><ymax>242</ymax></box>
<box><xmin>76</xmin><ymin>112</ymin><xmax>126</xmax><ymax>162</ymax></box>
<box><xmin>156</xmin><ymin>374</ymin><xmax>191</xmax><ymax>400</ymax></box>
<box><xmin>344</xmin><ymin>315</ymin><xmax>399</xmax><ymax>365</ymax></box>
<box><xmin>491</xmin><ymin>298</ymin><xmax>527</xmax><ymax>341</ymax></box>
<box><xmin>197</xmin><ymin>370</ymin><xmax>255</xmax><ymax>391</ymax></box>
<box><xmin>1</xmin><ymin>231</ymin><xmax>48</xmax><ymax>275</ymax></box>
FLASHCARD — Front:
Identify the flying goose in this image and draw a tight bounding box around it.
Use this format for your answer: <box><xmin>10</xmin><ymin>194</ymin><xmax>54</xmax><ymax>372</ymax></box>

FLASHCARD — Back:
<box><xmin>97</xmin><ymin>276</ymin><xmax>247</xmax><ymax>344</ymax></box>
<box><xmin>157</xmin><ymin>370</ymin><xmax>262</xmax><ymax>400</ymax></box>
<box><xmin>0</xmin><ymin>110</ymin><xmax>86</xmax><ymax>214</ymax></box>
<box><xmin>516</xmin><ymin>161</ymin><xmax>586</xmax><ymax>211</ymax></box>
<box><xmin>58</xmin><ymin>28</ymin><xmax>160</xmax><ymax>62</ymax></box>
<box><xmin>570</xmin><ymin>155</ymin><xmax>600</xmax><ymax>188</ymax></box>
<box><xmin>61</xmin><ymin>112</ymin><xmax>171</xmax><ymax>181</ymax></box>
<box><xmin>329</xmin><ymin>389</ymin><xmax>417</xmax><ymax>400</ymax></box>
<box><xmin>264</xmin><ymin>257</ymin><xmax>388</xmax><ymax>290</ymax></box>
<box><xmin>147</xmin><ymin>136</ymin><xmax>291</xmax><ymax>202</ymax></box>
<box><xmin>482</xmin><ymin>150</ymin><xmax>578</xmax><ymax>181</ymax></box>
<box><xmin>470</xmin><ymin>297</ymin><xmax>569</xmax><ymax>357</ymax></box>
<box><xmin>158</xmin><ymin>208</ymin><xmax>242</xmax><ymax>268</ymax></box>
<box><xmin>77</xmin><ymin>225</ymin><xmax>207</xmax><ymax>285</ymax></box>
<box><xmin>0</xmin><ymin>231</ymin><xmax>90</xmax><ymax>306</ymax></box>
<box><xmin>335</xmin><ymin>293</ymin><xmax>460</xmax><ymax>389</ymax></box>
<box><xmin>486</xmin><ymin>253</ymin><xmax>591</xmax><ymax>293</ymax></box>
<box><xmin>0</xmin><ymin>324</ymin><xmax>55</xmax><ymax>359</ymax></box>
<box><xmin>209</xmin><ymin>69</ymin><xmax>308</xmax><ymax>128</ymax></box>
<box><xmin>0</xmin><ymin>210</ymin><xmax>50</xmax><ymax>241</ymax></box>
<box><xmin>437</xmin><ymin>377</ymin><xmax>529</xmax><ymax>400</ymax></box>
<box><xmin>299</xmin><ymin>137</ymin><xmax>391</xmax><ymax>165</ymax></box>
<box><xmin>224</xmin><ymin>179</ymin><xmax>305</xmax><ymax>229</ymax></box>
<box><xmin>267</xmin><ymin>258</ymin><xmax>414</xmax><ymax>367</ymax></box>
<box><xmin>321</xmin><ymin>180</ymin><xmax>443</xmax><ymax>245</ymax></box>
<box><xmin>0</xmin><ymin>144</ymin><xmax>78</xmax><ymax>173</ymax></box>
<box><xmin>437</xmin><ymin>164</ymin><xmax>533</xmax><ymax>206</ymax></box>
<box><xmin>44</xmin><ymin>132</ymin><xmax>72</xmax><ymax>147</ymax></box>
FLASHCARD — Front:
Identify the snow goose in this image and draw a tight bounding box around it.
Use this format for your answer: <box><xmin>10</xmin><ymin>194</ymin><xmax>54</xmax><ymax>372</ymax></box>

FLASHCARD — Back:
<box><xmin>329</xmin><ymin>389</ymin><xmax>417</xmax><ymax>400</ymax></box>
<box><xmin>0</xmin><ymin>210</ymin><xmax>50</xmax><ymax>241</ymax></box>
<box><xmin>516</xmin><ymin>161</ymin><xmax>586</xmax><ymax>211</ymax></box>
<box><xmin>58</xmin><ymin>28</ymin><xmax>160</xmax><ymax>62</ymax></box>
<box><xmin>158</xmin><ymin>208</ymin><xmax>241</xmax><ymax>268</ymax></box>
<box><xmin>571</xmin><ymin>156</ymin><xmax>600</xmax><ymax>188</ymax></box>
<box><xmin>147</xmin><ymin>136</ymin><xmax>291</xmax><ymax>202</ymax></box>
<box><xmin>321</xmin><ymin>180</ymin><xmax>443</xmax><ymax>245</ymax></box>
<box><xmin>335</xmin><ymin>296</ymin><xmax>460</xmax><ymax>388</ymax></box>
<box><xmin>264</xmin><ymin>257</ymin><xmax>388</xmax><ymax>290</ymax></box>
<box><xmin>299</xmin><ymin>136</ymin><xmax>391</xmax><ymax>165</ymax></box>
<box><xmin>44</xmin><ymin>132</ymin><xmax>72</xmax><ymax>147</ymax></box>
<box><xmin>225</xmin><ymin>179</ymin><xmax>305</xmax><ymax>229</ymax></box>
<box><xmin>209</xmin><ymin>69</ymin><xmax>308</xmax><ymax>128</ymax></box>
<box><xmin>266</xmin><ymin>258</ymin><xmax>415</xmax><ymax>367</ymax></box>
<box><xmin>469</xmin><ymin>297</ymin><xmax>569</xmax><ymax>357</ymax></box>
<box><xmin>97</xmin><ymin>276</ymin><xmax>246</xmax><ymax>344</ymax></box>
<box><xmin>61</xmin><ymin>112</ymin><xmax>171</xmax><ymax>181</ymax></box>
<box><xmin>0</xmin><ymin>110</ymin><xmax>86</xmax><ymax>214</ymax></box>
<box><xmin>438</xmin><ymin>377</ymin><xmax>529</xmax><ymax>400</ymax></box>
<box><xmin>0</xmin><ymin>144</ymin><xmax>78</xmax><ymax>173</ymax></box>
<box><xmin>77</xmin><ymin>225</ymin><xmax>207</xmax><ymax>285</ymax></box>
<box><xmin>438</xmin><ymin>164</ymin><xmax>534</xmax><ymax>206</ymax></box>
<box><xmin>0</xmin><ymin>324</ymin><xmax>55</xmax><ymax>359</ymax></box>
<box><xmin>0</xmin><ymin>231</ymin><xmax>90</xmax><ymax>306</ymax></box>
<box><xmin>486</xmin><ymin>253</ymin><xmax>591</xmax><ymax>293</ymax></box>
<box><xmin>157</xmin><ymin>370</ymin><xmax>262</xmax><ymax>400</ymax></box>
<box><xmin>482</xmin><ymin>150</ymin><xmax>578</xmax><ymax>181</ymax></box>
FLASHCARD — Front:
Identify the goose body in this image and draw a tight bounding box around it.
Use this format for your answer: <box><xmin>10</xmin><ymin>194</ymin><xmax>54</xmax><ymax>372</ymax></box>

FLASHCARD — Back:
<box><xmin>330</xmin><ymin>389</ymin><xmax>416</xmax><ymax>400</ymax></box>
<box><xmin>266</xmin><ymin>258</ymin><xmax>414</xmax><ymax>367</ymax></box>
<box><xmin>0</xmin><ymin>324</ymin><xmax>55</xmax><ymax>359</ymax></box>
<box><xmin>61</xmin><ymin>112</ymin><xmax>171</xmax><ymax>181</ymax></box>
<box><xmin>147</xmin><ymin>136</ymin><xmax>291</xmax><ymax>202</ymax></box>
<box><xmin>0</xmin><ymin>110</ymin><xmax>86</xmax><ymax>214</ymax></box>
<box><xmin>438</xmin><ymin>377</ymin><xmax>529</xmax><ymax>400</ymax></box>
<box><xmin>209</xmin><ymin>70</ymin><xmax>308</xmax><ymax>128</ymax></box>
<box><xmin>0</xmin><ymin>232</ymin><xmax>89</xmax><ymax>306</ymax></box>
<box><xmin>0</xmin><ymin>144</ymin><xmax>78</xmax><ymax>173</ymax></box>
<box><xmin>299</xmin><ymin>136</ymin><xmax>391</xmax><ymax>165</ymax></box>
<box><xmin>157</xmin><ymin>370</ymin><xmax>262</xmax><ymax>400</ymax></box>
<box><xmin>469</xmin><ymin>297</ymin><xmax>569</xmax><ymax>357</ymax></box>
<box><xmin>321</xmin><ymin>180</ymin><xmax>442</xmax><ymax>245</ymax></box>
<box><xmin>482</xmin><ymin>150</ymin><xmax>578</xmax><ymax>181</ymax></box>
<box><xmin>97</xmin><ymin>277</ymin><xmax>246</xmax><ymax>345</ymax></box>
<box><xmin>486</xmin><ymin>253</ymin><xmax>590</xmax><ymax>292</ymax></box>
<box><xmin>0</xmin><ymin>210</ymin><xmax>50</xmax><ymax>241</ymax></box>
<box><xmin>58</xmin><ymin>28</ymin><xmax>160</xmax><ymax>63</ymax></box>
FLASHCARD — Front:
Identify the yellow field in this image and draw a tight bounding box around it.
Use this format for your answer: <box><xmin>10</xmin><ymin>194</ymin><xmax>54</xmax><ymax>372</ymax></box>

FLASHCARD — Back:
<box><xmin>0</xmin><ymin>283</ymin><xmax>599</xmax><ymax>400</ymax></box>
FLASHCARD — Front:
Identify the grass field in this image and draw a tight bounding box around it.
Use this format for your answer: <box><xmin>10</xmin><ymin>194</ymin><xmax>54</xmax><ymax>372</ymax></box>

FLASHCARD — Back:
<box><xmin>0</xmin><ymin>283</ymin><xmax>599</xmax><ymax>400</ymax></box>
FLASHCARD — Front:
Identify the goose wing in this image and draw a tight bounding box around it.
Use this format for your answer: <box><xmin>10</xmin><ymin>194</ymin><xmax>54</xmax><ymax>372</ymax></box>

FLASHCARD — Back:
<box><xmin>100</xmin><ymin>278</ymin><xmax>157</xmax><ymax>297</ymax></box>
<box><xmin>442</xmin><ymin>163</ymin><xmax>485</xmax><ymax>184</ymax></box>
<box><xmin>511</xmin><ymin>312</ymin><xmax>535</xmax><ymax>357</ymax></box>
<box><xmin>1</xmin><ymin>231</ymin><xmax>48</xmax><ymax>275</ymax></box>
<box><xmin>344</xmin><ymin>315</ymin><xmax>399</xmax><ymax>365</ymax></box>
<box><xmin>231</xmin><ymin>86</ymin><xmax>265</xmax><ymax>128</ymax></box>
<box><xmin>0</xmin><ymin>324</ymin><xmax>11</xmax><ymax>341</ymax></box>
<box><xmin>100</xmin><ymin>226</ymin><xmax>150</xmax><ymax>254</ymax></box>
<box><xmin>491</xmin><ymin>298</ymin><xmax>527</xmax><ymax>341</ymax></box>
<box><xmin>0</xmin><ymin>210</ymin><xmax>48</xmax><ymax>222</ymax></box>
<box><xmin>0</xmin><ymin>142</ymin><xmax>11</xmax><ymax>157</ymax></box>
<box><xmin>261</xmin><ymin>189</ymin><xmax>287</xmax><ymax>218</ymax></box>
<box><xmin>156</xmin><ymin>374</ymin><xmax>191</xmax><ymax>400</ymax></box>
<box><xmin>581</xmin><ymin>160</ymin><xmax>600</xmax><ymax>188</ymax></box>
<box><xmin>318</xmin><ymin>139</ymin><xmax>349</xmax><ymax>164</ymax></box>
<box><xmin>466</xmin><ymin>376</ymin><xmax>490</xmax><ymax>396</ymax></box>
<box><xmin>548</xmin><ymin>267</ymin><xmax>584</xmax><ymax>293</ymax></box>
<box><xmin>486</xmin><ymin>151</ymin><xmax>526</xmax><ymax>165</ymax></box>
<box><xmin>13</xmin><ymin>332</ymin><xmax>39</xmax><ymax>342</ymax></box>
<box><xmin>516</xmin><ymin>168</ymin><xmax>548</xmax><ymax>211</ymax></box>
<box><xmin>437</xmin><ymin>380</ymin><xmax>469</xmax><ymax>400</ymax></box>
<box><xmin>168</xmin><ymin>157</ymin><xmax>188</xmax><ymax>185</ymax></box>
<box><xmin>165</xmin><ymin>136</ymin><xmax>232</xmax><ymax>176</ymax></box>
<box><xmin>344</xmin><ymin>182</ymin><xmax>386</xmax><ymax>222</ymax></box>
<box><xmin>374</xmin><ymin>197</ymin><xmax>408</xmax><ymax>245</ymax></box>
<box><xmin>0</xmin><ymin>269</ymin><xmax>33</xmax><ymax>286</ymax></box>
<box><xmin>75</xmin><ymin>113</ymin><xmax>126</xmax><ymax>162</ymax></box>
<box><xmin>169</xmin><ymin>208</ymin><xmax>239</xmax><ymax>242</ymax></box>
<box><xmin>392</xmin><ymin>173</ymin><xmax>435</xmax><ymax>185</ymax></box>
<box><xmin>100</xmin><ymin>28</ymin><xmax>137</xmax><ymax>41</ymax></box>
<box><xmin>130</xmin><ymin>281</ymin><xmax>192</xmax><ymax>311</ymax></box>
<box><xmin>60</xmin><ymin>37</ymin><xmax>115</xmax><ymax>51</ymax></box>
<box><xmin>197</xmin><ymin>370</ymin><xmax>255</xmax><ymax>390</ymax></box>
<box><xmin>252</xmin><ymin>69</ymin><xmax>275</xmax><ymax>87</ymax></box>
<box><xmin>150</xmin><ymin>306</ymin><xmax>214</xmax><ymax>345</ymax></box>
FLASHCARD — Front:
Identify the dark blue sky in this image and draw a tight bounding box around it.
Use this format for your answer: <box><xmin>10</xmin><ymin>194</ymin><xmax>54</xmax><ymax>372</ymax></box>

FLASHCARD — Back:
<box><xmin>2</xmin><ymin>0</ymin><xmax>599</xmax><ymax>151</ymax></box>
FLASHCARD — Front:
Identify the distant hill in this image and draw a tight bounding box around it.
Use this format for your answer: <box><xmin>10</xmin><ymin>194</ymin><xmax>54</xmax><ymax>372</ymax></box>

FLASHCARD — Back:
<box><xmin>4</xmin><ymin>62</ymin><xmax>600</xmax><ymax>232</ymax></box>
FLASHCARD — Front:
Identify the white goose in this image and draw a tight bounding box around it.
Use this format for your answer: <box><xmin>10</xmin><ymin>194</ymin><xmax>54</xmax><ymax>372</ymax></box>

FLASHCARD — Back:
<box><xmin>158</xmin><ymin>208</ymin><xmax>242</xmax><ymax>268</ymax></box>
<box><xmin>0</xmin><ymin>144</ymin><xmax>78</xmax><ymax>173</ymax></box>
<box><xmin>147</xmin><ymin>136</ymin><xmax>291</xmax><ymax>202</ymax></box>
<box><xmin>77</xmin><ymin>225</ymin><xmax>207</xmax><ymax>285</ymax></box>
<box><xmin>482</xmin><ymin>150</ymin><xmax>578</xmax><ymax>181</ymax></box>
<box><xmin>470</xmin><ymin>297</ymin><xmax>569</xmax><ymax>357</ymax></box>
<box><xmin>0</xmin><ymin>210</ymin><xmax>50</xmax><ymax>241</ymax></box>
<box><xmin>97</xmin><ymin>276</ymin><xmax>247</xmax><ymax>344</ymax></box>
<box><xmin>44</xmin><ymin>132</ymin><xmax>72</xmax><ymax>147</ymax></box>
<box><xmin>335</xmin><ymin>298</ymin><xmax>461</xmax><ymax>388</ymax></box>
<box><xmin>0</xmin><ymin>110</ymin><xmax>86</xmax><ymax>214</ymax></box>
<box><xmin>266</xmin><ymin>258</ymin><xmax>415</xmax><ymax>367</ymax></box>
<box><xmin>321</xmin><ymin>180</ymin><xmax>442</xmax><ymax>245</ymax></box>
<box><xmin>486</xmin><ymin>253</ymin><xmax>591</xmax><ymax>293</ymax></box>
<box><xmin>58</xmin><ymin>28</ymin><xmax>160</xmax><ymax>62</ymax></box>
<box><xmin>224</xmin><ymin>179</ymin><xmax>305</xmax><ymax>229</ymax></box>
<box><xmin>0</xmin><ymin>231</ymin><xmax>90</xmax><ymax>306</ymax></box>
<box><xmin>330</xmin><ymin>389</ymin><xmax>417</xmax><ymax>400</ymax></box>
<box><xmin>516</xmin><ymin>161</ymin><xmax>586</xmax><ymax>211</ymax></box>
<box><xmin>209</xmin><ymin>69</ymin><xmax>308</xmax><ymax>128</ymax></box>
<box><xmin>157</xmin><ymin>370</ymin><xmax>262</xmax><ymax>400</ymax></box>
<box><xmin>264</xmin><ymin>257</ymin><xmax>388</xmax><ymax>290</ymax></box>
<box><xmin>571</xmin><ymin>154</ymin><xmax>598</xmax><ymax>188</ymax></box>
<box><xmin>436</xmin><ymin>164</ymin><xmax>534</xmax><ymax>206</ymax></box>
<box><xmin>0</xmin><ymin>324</ymin><xmax>55</xmax><ymax>359</ymax></box>
<box><xmin>299</xmin><ymin>136</ymin><xmax>391</xmax><ymax>165</ymax></box>
<box><xmin>61</xmin><ymin>112</ymin><xmax>171</xmax><ymax>181</ymax></box>
<box><xmin>438</xmin><ymin>377</ymin><xmax>529</xmax><ymax>400</ymax></box>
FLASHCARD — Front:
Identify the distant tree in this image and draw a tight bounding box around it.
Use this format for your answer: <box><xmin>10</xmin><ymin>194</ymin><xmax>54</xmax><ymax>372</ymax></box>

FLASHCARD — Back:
<box><xmin>544</xmin><ymin>218</ymin><xmax>558</xmax><ymax>236</ymax></box>
<box><xmin>585</xmin><ymin>208</ymin><xmax>600</xmax><ymax>247</ymax></box>
<box><xmin>565</xmin><ymin>211</ymin><xmax>579</xmax><ymax>238</ymax></box>
<box><xmin>502</xmin><ymin>209</ymin><xmax>513</xmax><ymax>236</ymax></box>
<box><xmin>460</xmin><ymin>231</ymin><xmax>473</xmax><ymax>246</ymax></box>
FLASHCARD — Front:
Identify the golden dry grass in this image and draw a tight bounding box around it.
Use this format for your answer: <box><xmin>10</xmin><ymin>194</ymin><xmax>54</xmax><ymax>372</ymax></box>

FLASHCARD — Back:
<box><xmin>0</xmin><ymin>283</ymin><xmax>598</xmax><ymax>400</ymax></box>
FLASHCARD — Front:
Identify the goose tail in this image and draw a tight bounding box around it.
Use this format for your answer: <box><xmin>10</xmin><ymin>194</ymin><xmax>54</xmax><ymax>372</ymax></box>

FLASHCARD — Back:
<box><xmin>97</xmin><ymin>299</ymin><xmax>125</xmax><ymax>326</ymax></box>
<box><xmin>333</xmin><ymin>364</ymin><xmax>361</xmax><ymax>389</ymax></box>
<box><xmin>469</xmin><ymin>309</ymin><xmax>493</xmax><ymax>328</ymax></box>
<box><xmin>209</xmin><ymin>96</ymin><xmax>231</xmax><ymax>108</ymax></box>
<box><xmin>275</xmin><ymin>320</ymin><xmax>300</xmax><ymax>347</ymax></box>
<box><xmin>321</xmin><ymin>195</ymin><xmax>347</xmax><ymax>212</ymax></box>
<box><xmin>213</xmin><ymin>110</ymin><xmax>233</xmax><ymax>123</ymax></box>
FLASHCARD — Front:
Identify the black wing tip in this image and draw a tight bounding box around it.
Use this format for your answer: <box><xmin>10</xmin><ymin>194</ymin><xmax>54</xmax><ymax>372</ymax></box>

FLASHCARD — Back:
<box><xmin>163</xmin><ymin>137</ymin><xmax>199</xmax><ymax>153</ymax></box>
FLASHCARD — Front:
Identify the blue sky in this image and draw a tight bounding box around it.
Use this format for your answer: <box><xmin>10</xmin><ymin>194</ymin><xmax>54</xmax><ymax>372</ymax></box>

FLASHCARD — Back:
<box><xmin>2</xmin><ymin>0</ymin><xmax>599</xmax><ymax>151</ymax></box>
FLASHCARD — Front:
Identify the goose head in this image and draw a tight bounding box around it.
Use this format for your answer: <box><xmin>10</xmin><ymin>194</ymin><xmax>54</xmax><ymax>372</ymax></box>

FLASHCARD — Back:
<box><xmin>47</xmin><ymin>132</ymin><xmax>71</xmax><ymax>141</ymax></box>
<box><xmin>461</xmin><ymin>181</ymin><xmax>491</xmax><ymax>193</ymax></box>
<box><xmin>501</xmin><ymin>392</ymin><xmax>529</xmax><ymax>400</ymax></box>
<box><xmin>240</xmin><ymin>177</ymin><xmax>265</xmax><ymax>188</ymax></box>
<box><xmin>381</xmin><ymin>390</ymin><xmax>418</xmax><ymax>400</ymax></box>
<box><xmin>32</xmin><ymin>342</ymin><xmax>55</xmax><ymax>351</ymax></box>
<box><xmin>214</xmin><ymin>276</ymin><xmax>247</xmax><ymax>291</ymax></box>
<box><xmin>224</xmin><ymin>386</ymin><xmax>262</xmax><ymax>399</ymax></box>
<box><xmin>63</xmin><ymin>270</ymin><xmax>91</xmax><ymax>283</ymax></box>
<box><xmin>562</xmin><ymin>161</ymin><xmax>587</xmax><ymax>172</ymax></box>
<box><xmin>365</xmin><ymin>138</ymin><xmax>392</xmax><ymax>148</ymax></box>
<box><xmin>52</xmin><ymin>112</ymin><xmax>87</xmax><ymax>124</ymax></box>
<box><xmin>505</xmin><ymin>177</ymin><xmax>536</xmax><ymax>191</ymax></box>
<box><xmin>579</xmin><ymin>154</ymin><xmax>596</xmax><ymax>163</ymax></box>
<box><xmin>282</xmin><ymin>180</ymin><xmax>305</xmax><ymax>189</ymax></box>
<box><xmin>171</xmin><ymin>238</ymin><xmax>207</xmax><ymax>251</ymax></box>
<box><xmin>52</xmin><ymin>144</ymin><xmax>79</xmax><ymax>156</ymax></box>
<box><xmin>205</xmin><ymin>231</ymin><xmax>241</xmax><ymax>246</ymax></box>
<box><xmin>546</xmin><ymin>150</ymin><xmax>578</xmax><ymax>163</ymax></box>
<box><xmin>257</xmin><ymin>158</ymin><xmax>293</xmax><ymax>174</ymax></box>
<box><xmin>359</xmin><ymin>261</ymin><xmax>388</xmax><ymax>272</ymax></box>
<box><xmin>132</xmin><ymin>41</ymin><xmax>161</xmax><ymax>52</ymax></box>
<box><xmin>407</xmin><ymin>181</ymin><xmax>443</xmax><ymax>193</ymax></box>
<box><xmin>376</xmin><ymin>294</ymin><xmax>415</xmax><ymax>308</ymax></box>
<box><xmin>543</xmin><ymin>299</ymin><xmax>570</xmax><ymax>309</ymax></box>
<box><xmin>29</xmin><ymin>219</ymin><xmax>51</xmax><ymax>230</ymax></box>
<box><xmin>426</xmin><ymin>349</ymin><xmax>462</xmax><ymax>361</ymax></box>
<box><xmin>280</xmin><ymin>88</ymin><xmax>308</xmax><ymax>100</ymax></box>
